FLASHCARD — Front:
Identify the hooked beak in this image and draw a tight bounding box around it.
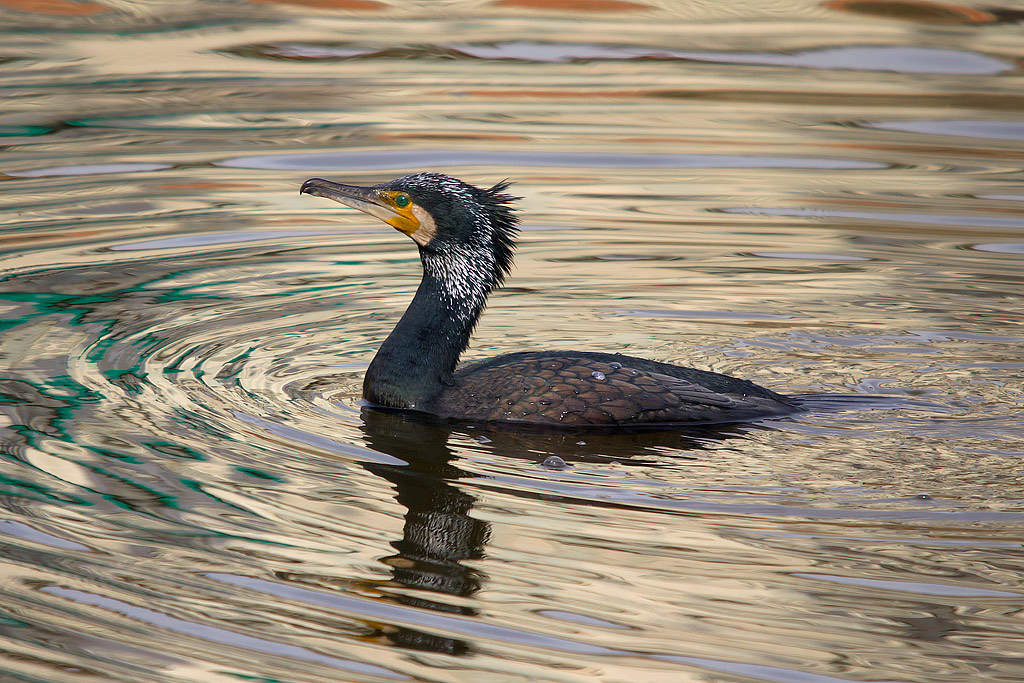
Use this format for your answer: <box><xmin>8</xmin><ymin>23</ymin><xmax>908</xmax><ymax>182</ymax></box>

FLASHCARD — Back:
<box><xmin>301</xmin><ymin>177</ymin><xmax>426</xmax><ymax>242</ymax></box>
<box><xmin>300</xmin><ymin>178</ymin><xmax>400</xmax><ymax>225</ymax></box>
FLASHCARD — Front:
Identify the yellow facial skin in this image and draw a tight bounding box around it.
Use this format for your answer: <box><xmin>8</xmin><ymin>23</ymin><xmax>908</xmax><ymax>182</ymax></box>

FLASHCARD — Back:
<box><xmin>377</xmin><ymin>191</ymin><xmax>420</xmax><ymax>236</ymax></box>
<box><xmin>300</xmin><ymin>179</ymin><xmax>437</xmax><ymax>247</ymax></box>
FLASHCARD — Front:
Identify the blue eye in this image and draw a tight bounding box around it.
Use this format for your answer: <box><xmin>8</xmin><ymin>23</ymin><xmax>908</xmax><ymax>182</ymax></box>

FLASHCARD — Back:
<box><xmin>395</xmin><ymin>194</ymin><xmax>410</xmax><ymax>208</ymax></box>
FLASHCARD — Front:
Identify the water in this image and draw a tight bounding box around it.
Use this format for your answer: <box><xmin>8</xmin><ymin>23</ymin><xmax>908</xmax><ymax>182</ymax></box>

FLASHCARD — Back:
<box><xmin>1</xmin><ymin>2</ymin><xmax>1023</xmax><ymax>682</ymax></box>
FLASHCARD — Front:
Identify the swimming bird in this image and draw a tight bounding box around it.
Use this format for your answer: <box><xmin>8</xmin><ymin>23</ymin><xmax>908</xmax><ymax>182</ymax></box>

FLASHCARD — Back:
<box><xmin>301</xmin><ymin>173</ymin><xmax>801</xmax><ymax>427</ymax></box>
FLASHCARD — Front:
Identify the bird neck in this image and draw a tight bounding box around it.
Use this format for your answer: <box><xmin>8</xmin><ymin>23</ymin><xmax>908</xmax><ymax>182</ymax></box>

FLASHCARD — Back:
<box><xmin>364</xmin><ymin>247</ymin><xmax>494</xmax><ymax>410</ymax></box>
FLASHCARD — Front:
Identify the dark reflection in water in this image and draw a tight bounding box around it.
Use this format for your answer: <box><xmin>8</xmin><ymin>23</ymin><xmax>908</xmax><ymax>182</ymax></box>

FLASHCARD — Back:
<box><xmin>360</xmin><ymin>409</ymin><xmax>487</xmax><ymax>654</ymax></box>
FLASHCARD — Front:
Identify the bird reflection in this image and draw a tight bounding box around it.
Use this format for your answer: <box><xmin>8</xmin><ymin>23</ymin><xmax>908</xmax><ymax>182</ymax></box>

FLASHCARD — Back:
<box><xmin>359</xmin><ymin>408</ymin><xmax>487</xmax><ymax>654</ymax></box>
<box><xmin>357</xmin><ymin>406</ymin><xmax>760</xmax><ymax>654</ymax></box>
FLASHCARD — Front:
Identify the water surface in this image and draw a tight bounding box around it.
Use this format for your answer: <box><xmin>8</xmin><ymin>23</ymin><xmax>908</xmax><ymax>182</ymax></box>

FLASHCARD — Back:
<box><xmin>1</xmin><ymin>1</ymin><xmax>1023</xmax><ymax>682</ymax></box>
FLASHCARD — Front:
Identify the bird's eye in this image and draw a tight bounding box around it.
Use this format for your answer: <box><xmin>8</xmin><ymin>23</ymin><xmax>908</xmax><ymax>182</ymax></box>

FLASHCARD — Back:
<box><xmin>395</xmin><ymin>194</ymin><xmax>411</xmax><ymax>208</ymax></box>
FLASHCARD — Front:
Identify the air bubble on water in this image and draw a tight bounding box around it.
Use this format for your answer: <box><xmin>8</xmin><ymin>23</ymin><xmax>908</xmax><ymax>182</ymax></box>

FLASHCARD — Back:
<box><xmin>542</xmin><ymin>456</ymin><xmax>568</xmax><ymax>469</ymax></box>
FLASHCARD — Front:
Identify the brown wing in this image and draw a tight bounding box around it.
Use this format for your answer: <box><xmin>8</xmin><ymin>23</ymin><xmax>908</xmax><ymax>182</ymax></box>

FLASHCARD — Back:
<box><xmin>436</xmin><ymin>354</ymin><xmax>774</xmax><ymax>426</ymax></box>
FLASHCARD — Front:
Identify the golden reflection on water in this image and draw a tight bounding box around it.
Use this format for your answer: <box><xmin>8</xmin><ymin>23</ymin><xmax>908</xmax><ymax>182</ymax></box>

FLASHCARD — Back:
<box><xmin>0</xmin><ymin>1</ymin><xmax>1023</xmax><ymax>682</ymax></box>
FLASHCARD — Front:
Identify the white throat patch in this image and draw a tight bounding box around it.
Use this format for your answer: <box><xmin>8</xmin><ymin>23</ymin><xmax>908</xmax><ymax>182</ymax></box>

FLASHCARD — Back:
<box><xmin>424</xmin><ymin>245</ymin><xmax>495</xmax><ymax>324</ymax></box>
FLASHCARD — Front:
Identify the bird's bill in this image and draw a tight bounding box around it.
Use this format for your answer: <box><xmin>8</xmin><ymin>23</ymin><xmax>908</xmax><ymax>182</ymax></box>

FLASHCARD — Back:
<box><xmin>300</xmin><ymin>177</ymin><xmax>422</xmax><ymax>239</ymax></box>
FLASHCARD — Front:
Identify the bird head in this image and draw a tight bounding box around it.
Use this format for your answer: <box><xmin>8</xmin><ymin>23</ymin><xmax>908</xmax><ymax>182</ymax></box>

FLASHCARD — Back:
<box><xmin>301</xmin><ymin>172</ymin><xmax>519</xmax><ymax>282</ymax></box>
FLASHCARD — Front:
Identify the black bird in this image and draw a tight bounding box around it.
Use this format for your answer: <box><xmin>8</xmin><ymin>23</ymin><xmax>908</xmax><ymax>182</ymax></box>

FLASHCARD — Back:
<box><xmin>301</xmin><ymin>173</ymin><xmax>802</xmax><ymax>427</ymax></box>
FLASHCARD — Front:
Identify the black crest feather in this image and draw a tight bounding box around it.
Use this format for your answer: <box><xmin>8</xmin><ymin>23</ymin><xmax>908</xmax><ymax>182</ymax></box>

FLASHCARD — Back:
<box><xmin>475</xmin><ymin>179</ymin><xmax>520</xmax><ymax>285</ymax></box>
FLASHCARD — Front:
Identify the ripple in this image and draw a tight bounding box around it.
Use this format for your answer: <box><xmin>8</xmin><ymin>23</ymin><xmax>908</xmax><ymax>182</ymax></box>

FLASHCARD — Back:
<box><xmin>220</xmin><ymin>149</ymin><xmax>885</xmax><ymax>172</ymax></box>
<box><xmin>70</xmin><ymin>112</ymin><xmax>364</xmax><ymax>130</ymax></box>
<box><xmin>228</xmin><ymin>40</ymin><xmax>1014</xmax><ymax>75</ymax></box>
<box><xmin>10</xmin><ymin>162</ymin><xmax>170</xmax><ymax>178</ymax></box>
<box><xmin>111</xmin><ymin>230</ymin><xmax>342</xmax><ymax>251</ymax></box>
<box><xmin>465</xmin><ymin>42</ymin><xmax>1013</xmax><ymax>75</ymax></box>
<box><xmin>723</xmin><ymin>207</ymin><xmax>1024</xmax><ymax>229</ymax></box>
<box><xmin>536</xmin><ymin>609</ymin><xmax>631</xmax><ymax>629</ymax></box>
<box><xmin>0</xmin><ymin>519</ymin><xmax>91</xmax><ymax>551</ymax></box>
<box><xmin>41</xmin><ymin>587</ymin><xmax>406</xmax><ymax>679</ymax></box>
<box><xmin>614</xmin><ymin>309</ymin><xmax>797</xmax><ymax>321</ymax></box>
<box><xmin>232</xmin><ymin>412</ymin><xmax>404</xmax><ymax>466</ymax></box>
<box><xmin>549</xmin><ymin>253</ymin><xmax>684</xmax><ymax>262</ymax></box>
<box><xmin>746</xmin><ymin>252</ymin><xmax>871</xmax><ymax>261</ymax></box>
<box><xmin>864</xmin><ymin>120</ymin><xmax>1024</xmax><ymax>140</ymax></box>
<box><xmin>0</xmin><ymin>124</ymin><xmax>54</xmax><ymax>137</ymax></box>
<box><xmin>968</xmin><ymin>243</ymin><xmax>1024</xmax><ymax>254</ymax></box>
<box><xmin>824</xmin><ymin>0</ymin><xmax>1002</xmax><ymax>25</ymax></box>
<box><xmin>976</xmin><ymin>194</ymin><xmax>1024</xmax><ymax>202</ymax></box>
<box><xmin>794</xmin><ymin>573</ymin><xmax>1020</xmax><ymax>598</ymax></box>
<box><xmin>659</xmin><ymin>656</ymin><xmax>903</xmax><ymax>683</ymax></box>
<box><xmin>208</xmin><ymin>573</ymin><xmax>621</xmax><ymax>656</ymax></box>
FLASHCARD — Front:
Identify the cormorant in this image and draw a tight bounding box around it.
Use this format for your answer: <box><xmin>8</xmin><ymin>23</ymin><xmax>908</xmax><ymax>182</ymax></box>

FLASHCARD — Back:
<box><xmin>301</xmin><ymin>173</ymin><xmax>802</xmax><ymax>427</ymax></box>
